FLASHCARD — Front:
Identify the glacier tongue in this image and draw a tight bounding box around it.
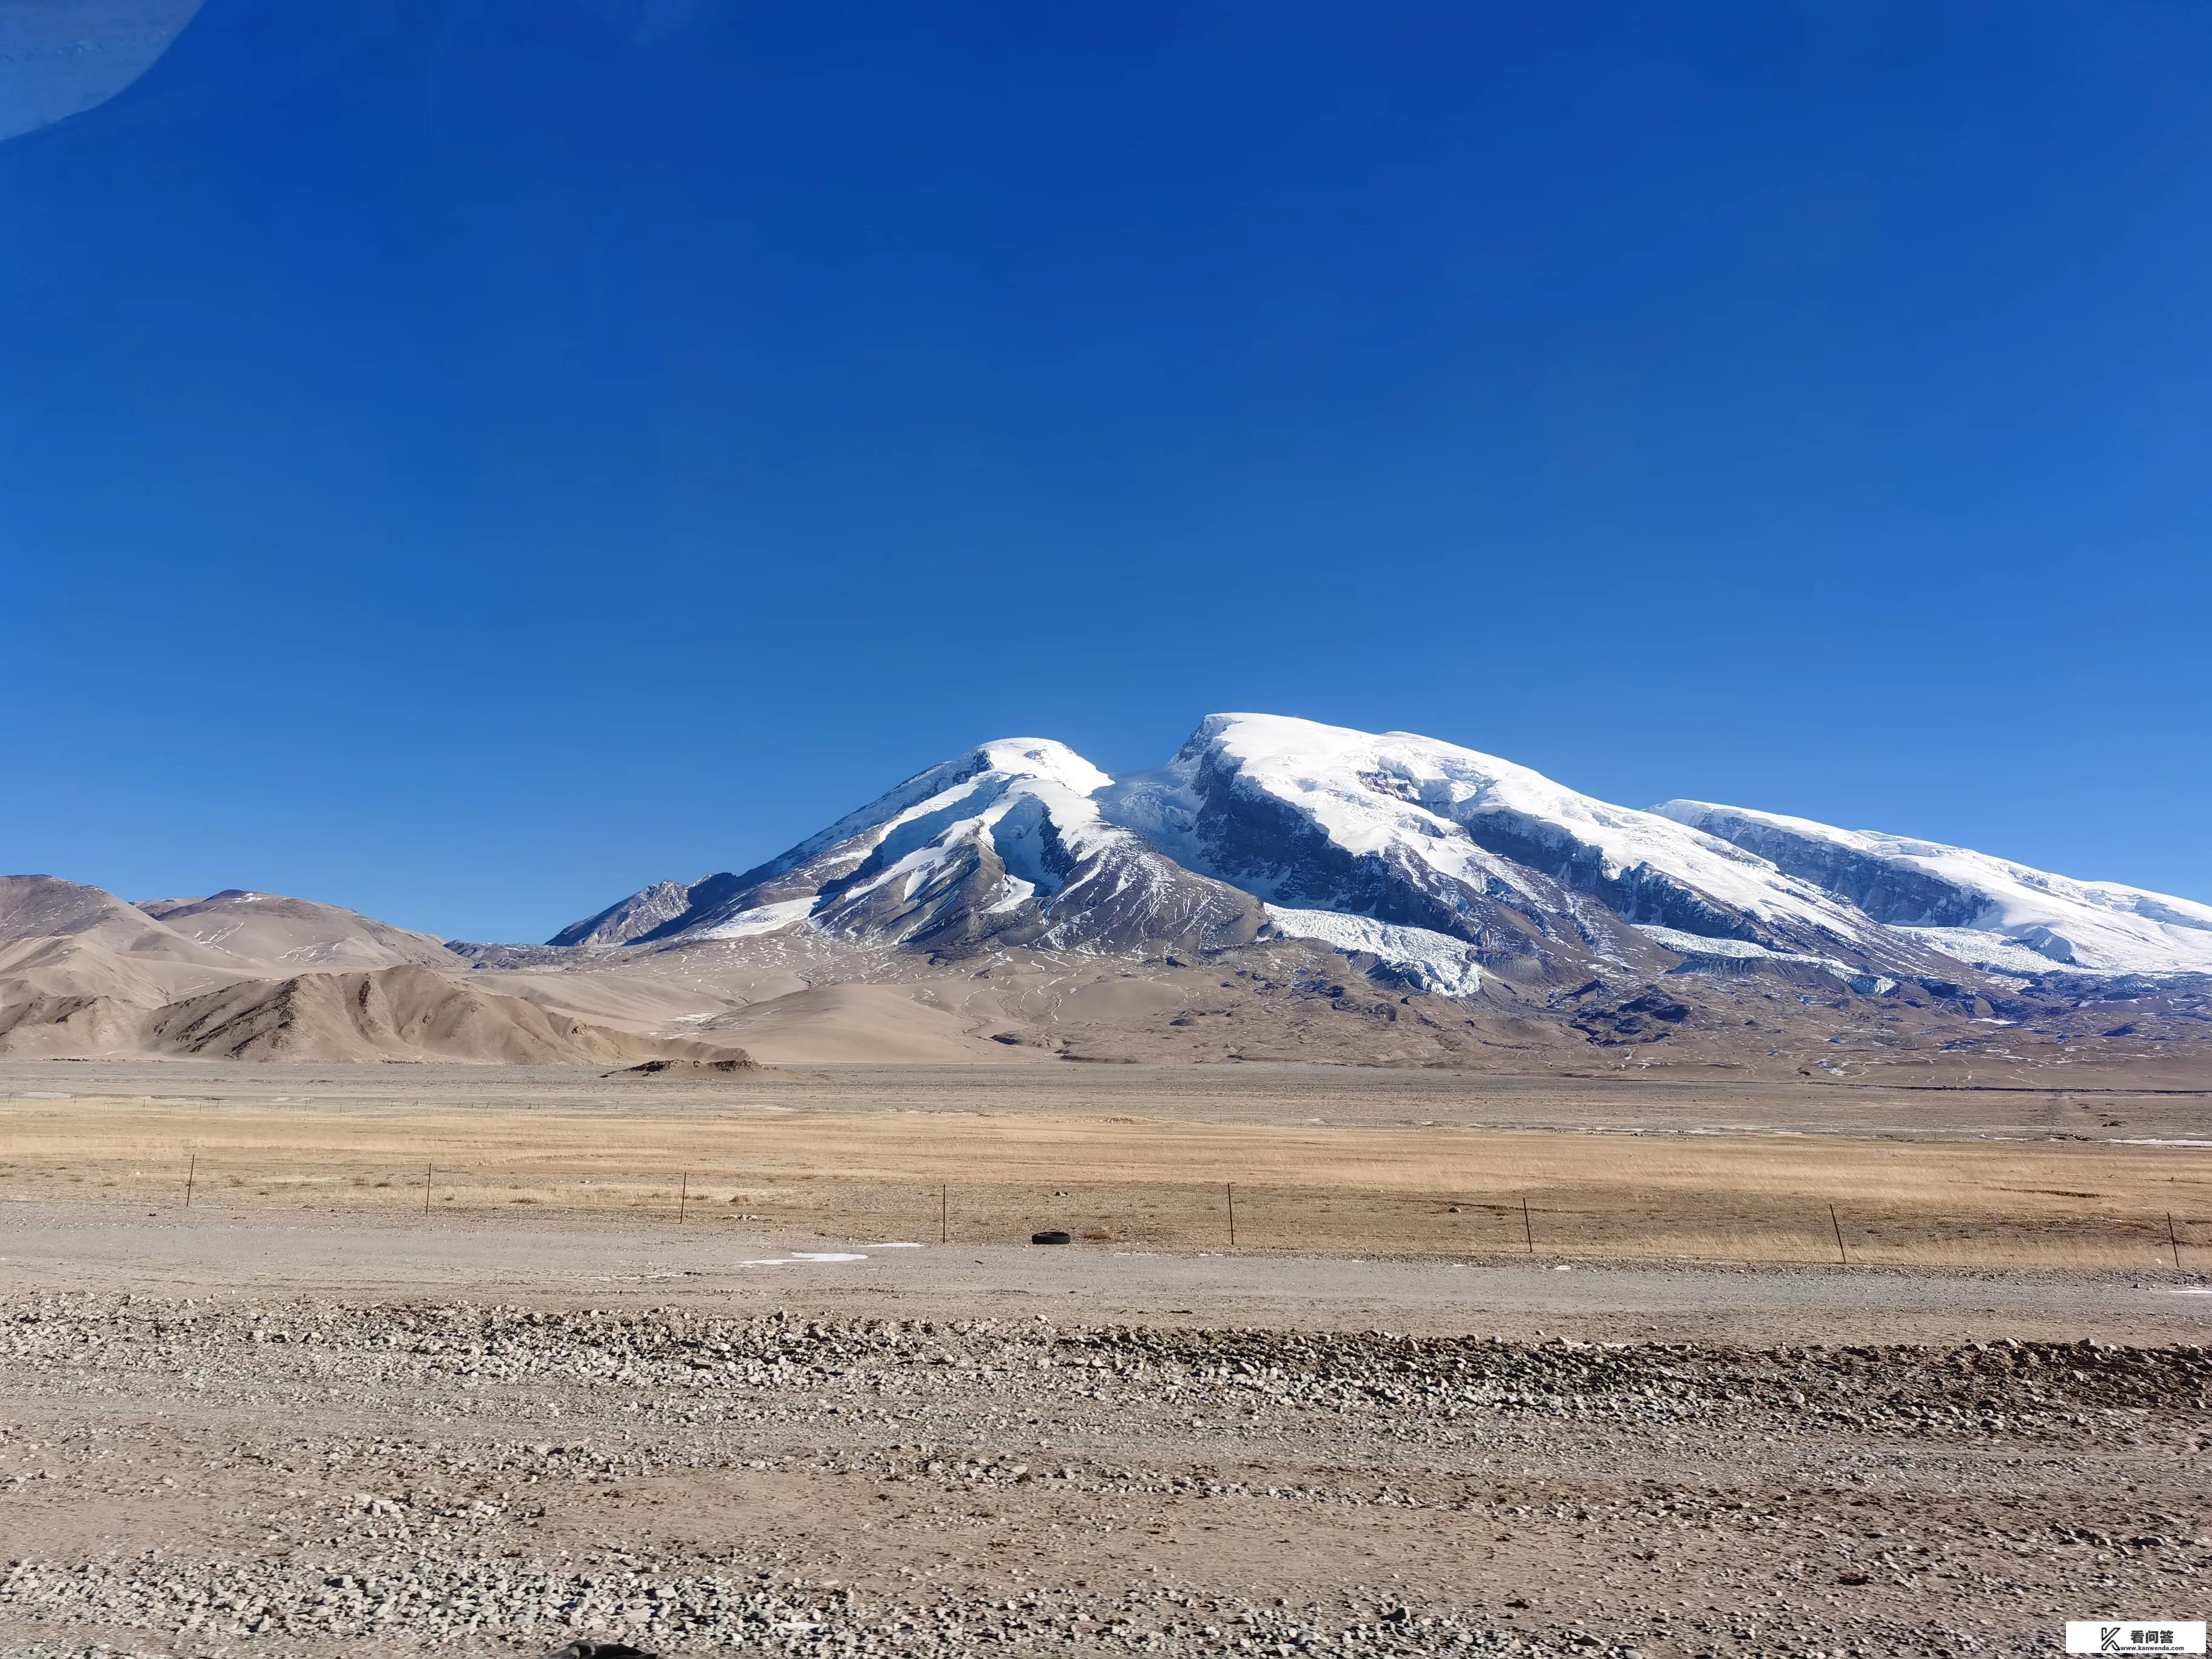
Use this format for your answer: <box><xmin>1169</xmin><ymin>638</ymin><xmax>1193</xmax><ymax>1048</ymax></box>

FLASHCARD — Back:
<box><xmin>1633</xmin><ymin>924</ymin><xmax>1897</xmax><ymax>996</ymax></box>
<box><xmin>1263</xmin><ymin>905</ymin><xmax>1484</xmax><ymax>996</ymax></box>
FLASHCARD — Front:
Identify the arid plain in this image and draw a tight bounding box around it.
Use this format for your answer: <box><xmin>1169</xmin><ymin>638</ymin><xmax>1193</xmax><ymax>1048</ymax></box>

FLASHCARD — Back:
<box><xmin>3</xmin><ymin>1059</ymin><xmax>2210</xmax><ymax>1657</ymax></box>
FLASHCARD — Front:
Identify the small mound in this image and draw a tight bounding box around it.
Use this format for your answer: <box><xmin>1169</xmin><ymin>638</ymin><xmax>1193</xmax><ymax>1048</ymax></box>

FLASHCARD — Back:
<box><xmin>606</xmin><ymin>1054</ymin><xmax>759</xmax><ymax>1078</ymax></box>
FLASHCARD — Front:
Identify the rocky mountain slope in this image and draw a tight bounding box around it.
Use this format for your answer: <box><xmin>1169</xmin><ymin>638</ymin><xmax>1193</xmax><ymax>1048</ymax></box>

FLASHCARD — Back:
<box><xmin>2</xmin><ymin>876</ymin><xmax>449</xmax><ymax>976</ymax></box>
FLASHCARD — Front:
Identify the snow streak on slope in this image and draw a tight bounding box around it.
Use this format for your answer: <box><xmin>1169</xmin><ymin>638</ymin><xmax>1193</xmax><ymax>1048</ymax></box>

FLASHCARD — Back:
<box><xmin>1654</xmin><ymin>802</ymin><xmax>2212</xmax><ymax>978</ymax></box>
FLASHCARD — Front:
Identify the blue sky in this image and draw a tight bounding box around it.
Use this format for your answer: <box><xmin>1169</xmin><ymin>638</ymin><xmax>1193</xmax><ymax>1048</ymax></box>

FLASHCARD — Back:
<box><xmin>2</xmin><ymin>0</ymin><xmax>2207</xmax><ymax>942</ymax></box>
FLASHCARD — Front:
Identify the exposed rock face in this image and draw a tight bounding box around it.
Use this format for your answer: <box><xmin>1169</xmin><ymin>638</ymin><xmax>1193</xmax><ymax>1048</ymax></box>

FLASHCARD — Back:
<box><xmin>547</xmin><ymin>880</ymin><xmax>702</xmax><ymax>948</ymax></box>
<box><xmin>608</xmin><ymin>1056</ymin><xmax>758</xmax><ymax>1077</ymax></box>
<box><xmin>1652</xmin><ymin>805</ymin><xmax>1989</xmax><ymax>927</ymax></box>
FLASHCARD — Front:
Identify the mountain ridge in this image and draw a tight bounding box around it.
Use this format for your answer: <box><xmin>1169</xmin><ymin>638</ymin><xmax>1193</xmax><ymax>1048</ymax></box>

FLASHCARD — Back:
<box><xmin>3</xmin><ymin>714</ymin><xmax>2205</xmax><ymax>1075</ymax></box>
<box><xmin>560</xmin><ymin>714</ymin><xmax>2209</xmax><ymax>988</ymax></box>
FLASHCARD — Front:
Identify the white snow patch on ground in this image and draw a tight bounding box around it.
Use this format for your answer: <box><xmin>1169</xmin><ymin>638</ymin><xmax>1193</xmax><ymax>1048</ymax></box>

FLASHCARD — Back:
<box><xmin>1264</xmin><ymin>905</ymin><xmax>1483</xmax><ymax>996</ymax></box>
<box><xmin>736</xmin><ymin>1252</ymin><xmax>870</xmax><ymax>1267</ymax></box>
<box><xmin>986</xmin><ymin>876</ymin><xmax>1037</xmax><ymax>913</ymax></box>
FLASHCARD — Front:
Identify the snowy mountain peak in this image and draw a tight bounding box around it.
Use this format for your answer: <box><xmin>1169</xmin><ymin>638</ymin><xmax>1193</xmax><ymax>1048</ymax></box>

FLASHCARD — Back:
<box><xmin>552</xmin><ymin>734</ymin><xmax>1261</xmax><ymax>958</ymax></box>
<box><xmin>1102</xmin><ymin>713</ymin><xmax>1902</xmax><ymax>978</ymax></box>
<box><xmin>1652</xmin><ymin>800</ymin><xmax>2212</xmax><ymax>978</ymax></box>
<box><xmin>967</xmin><ymin>737</ymin><xmax>1113</xmax><ymax>797</ymax></box>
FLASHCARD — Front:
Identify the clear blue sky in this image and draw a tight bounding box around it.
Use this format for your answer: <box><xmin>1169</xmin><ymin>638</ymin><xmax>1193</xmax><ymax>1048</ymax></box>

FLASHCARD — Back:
<box><xmin>3</xmin><ymin>1</ymin><xmax>2207</xmax><ymax>942</ymax></box>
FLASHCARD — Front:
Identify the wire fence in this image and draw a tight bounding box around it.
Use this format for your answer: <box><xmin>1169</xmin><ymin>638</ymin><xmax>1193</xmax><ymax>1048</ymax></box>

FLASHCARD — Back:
<box><xmin>13</xmin><ymin>1156</ymin><xmax>2210</xmax><ymax>1273</ymax></box>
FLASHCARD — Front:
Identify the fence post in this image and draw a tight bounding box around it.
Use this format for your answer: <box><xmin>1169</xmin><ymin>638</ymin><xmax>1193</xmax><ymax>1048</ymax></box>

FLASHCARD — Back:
<box><xmin>939</xmin><ymin>1182</ymin><xmax>948</xmax><ymax>1245</ymax></box>
<box><xmin>2170</xmin><ymin>1213</ymin><xmax>2184</xmax><ymax>1272</ymax></box>
<box><xmin>424</xmin><ymin>1164</ymin><xmax>433</xmax><ymax>1217</ymax></box>
<box><xmin>1829</xmin><ymin>1204</ymin><xmax>1848</xmax><ymax>1266</ymax></box>
<box><xmin>183</xmin><ymin>1153</ymin><xmax>195</xmax><ymax>1210</ymax></box>
<box><xmin>1521</xmin><ymin>1198</ymin><xmax>1533</xmax><ymax>1256</ymax></box>
<box><xmin>678</xmin><ymin>1173</ymin><xmax>688</xmax><ymax>1225</ymax></box>
<box><xmin>1225</xmin><ymin>1182</ymin><xmax>1236</xmax><ymax>1248</ymax></box>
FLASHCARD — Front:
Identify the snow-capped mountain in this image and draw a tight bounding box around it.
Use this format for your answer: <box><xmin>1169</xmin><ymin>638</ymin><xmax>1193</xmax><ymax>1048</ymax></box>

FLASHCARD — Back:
<box><xmin>558</xmin><ymin>714</ymin><xmax>2211</xmax><ymax>991</ymax></box>
<box><xmin>585</xmin><ymin>739</ymin><xmax>1264</xmax><ymax>959</ymax></box>
<box><xmin>1652</xmin><ymin>801</ymin><xmax>2212</xmax><ymax>979</ymax></box>
<box><xmin>1098</xmin><ymin>714</ymin><xmax>1943</xmax><ymax>979</ymax></box>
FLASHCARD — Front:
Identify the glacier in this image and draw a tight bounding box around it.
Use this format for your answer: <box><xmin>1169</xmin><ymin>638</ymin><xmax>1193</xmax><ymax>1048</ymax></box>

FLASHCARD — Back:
<box><xmin>1654</xmin><ymin>801</ymin><xmax>2212</xmax><ymax>979</ymax></box>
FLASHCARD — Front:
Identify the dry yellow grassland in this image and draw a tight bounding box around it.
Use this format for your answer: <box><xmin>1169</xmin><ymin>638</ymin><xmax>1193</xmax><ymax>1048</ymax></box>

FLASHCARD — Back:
<box><xmin>5</xmin><ymin>1090</ymin><xmax>2208</xmax><ymax>1272</ymax></box>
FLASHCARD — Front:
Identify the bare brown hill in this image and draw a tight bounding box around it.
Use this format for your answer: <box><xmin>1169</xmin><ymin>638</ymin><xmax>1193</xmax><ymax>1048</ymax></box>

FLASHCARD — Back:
<box><xmin>0</xmin><ymin>875</ymin><xmax>240</xmax><ymax>970</ymax></box>
<box><xmin>135</xmin><ymin>890</ymin><xmax>454</xmax><ymax>969</ymax></box>
<box><xmin>0</xmin><ymin>934</ymin><xmax>267</xmax><ymax>1057</ymax></box>
<box><xmin>138</xmin><ymin>964</ymin><xmax>756</xmax><ymax>1065</ymax></box>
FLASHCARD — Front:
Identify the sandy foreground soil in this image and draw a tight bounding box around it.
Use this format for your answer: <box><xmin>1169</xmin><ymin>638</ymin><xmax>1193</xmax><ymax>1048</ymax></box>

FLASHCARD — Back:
<box><xmin>1</xmin><ymin>1064</ymin><xmax>2209</xmax><ymax>1656</ymax></box>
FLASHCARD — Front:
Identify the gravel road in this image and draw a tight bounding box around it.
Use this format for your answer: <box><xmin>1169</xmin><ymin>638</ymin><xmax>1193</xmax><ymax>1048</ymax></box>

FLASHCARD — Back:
<box><xmin>2</xmin><ymin>1229</ymin><xmax>2209</xmax><ymax>1656</ymax></box>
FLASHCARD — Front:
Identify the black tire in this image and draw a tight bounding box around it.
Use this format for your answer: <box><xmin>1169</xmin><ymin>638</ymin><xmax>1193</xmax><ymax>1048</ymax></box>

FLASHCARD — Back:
<box><xmin>1030</xmin><ymin>1230</ymin><xmax>1073</xmax><ymax>1245</ymax></box>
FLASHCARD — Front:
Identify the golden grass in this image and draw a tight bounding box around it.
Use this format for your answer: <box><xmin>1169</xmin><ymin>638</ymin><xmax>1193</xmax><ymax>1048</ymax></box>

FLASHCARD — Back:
<box><xmin>3</xmin><ymin>1094</ymin><xmax>2208</xmax><ymax>1271</ymax></box>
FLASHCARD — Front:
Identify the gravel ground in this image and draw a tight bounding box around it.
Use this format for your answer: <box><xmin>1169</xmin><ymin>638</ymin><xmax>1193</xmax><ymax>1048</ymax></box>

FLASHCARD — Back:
<box><xmin>7</xmin><ymin>1204</ymin><xmax>2211</xmax><ymax>1347</ymax></box>
<box><xmin>2</xmin><ymin>1290</ymin><xmax>2208</xmax><ymax>1657</ymax></box>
